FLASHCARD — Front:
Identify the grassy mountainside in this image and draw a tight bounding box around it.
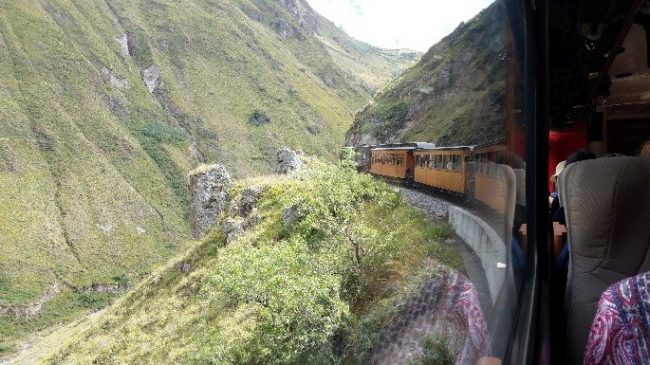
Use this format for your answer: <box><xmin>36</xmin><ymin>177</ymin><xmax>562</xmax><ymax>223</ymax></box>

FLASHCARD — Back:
<box><xmin>346</xmin><ymin>1</ymin><xmax>507</xmax><ymax>146</ymax></box>
<box><xmin>314</xmin><ymin>15</ymin><xmax>421</xmax><ymax>93</ymax></box>
<box><xmin>244</xmin><ymin>0</ymin><xmax>421</xmax><ymax>94</ymax></box>
<box><xmin>0</xmin><ymin>0</ymin><xmax>415</xmax><ymax>354</ymax></box>
<box><xmin>38</xmin><ymin>161</ymin><xmax>461</xmax><ymax>364</ymax></box>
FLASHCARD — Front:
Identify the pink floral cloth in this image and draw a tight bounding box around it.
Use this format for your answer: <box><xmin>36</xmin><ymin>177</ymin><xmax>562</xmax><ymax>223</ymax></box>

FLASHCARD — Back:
<box><xmin>584</xmin><ymin>272</ymin><xmax>650</xmax><ymax>365</ymax></box>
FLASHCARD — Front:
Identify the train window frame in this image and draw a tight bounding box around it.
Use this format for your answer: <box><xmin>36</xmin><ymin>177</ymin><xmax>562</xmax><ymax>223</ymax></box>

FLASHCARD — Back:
<box><xmin>503</xmin><ymin>0</ymin><xmax>544</xmax><ymax>363</ymax></box>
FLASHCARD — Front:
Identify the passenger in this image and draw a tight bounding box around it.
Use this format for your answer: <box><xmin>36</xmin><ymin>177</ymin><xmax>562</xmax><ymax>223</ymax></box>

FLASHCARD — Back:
<box><xmin>552</xmin><ymin>150</ymin><xmax>595</xmax><ymax>272</ymax></box>
<box><xmin>638</xmin><ymin>139</ymin><xmax>650</xmax><ymax>157</ymax></box>
<box><xmin>584</xmin><ymin>271</ymin><xmax>650</xmax><ymax>365</ymax></box>
<box><xmin>548</xmin><ymin>123</ymin><xmax>589</xmax><ymax>192</ymax></box>
<box><xmin>553</xmin><ymin>149</ymin><xmax>595</xmax><ymax>225</ymax></box>
<box><xmin>549</xmin><ymin>160</ymin><xmax>566</xmax><ymax>217</ymax></box>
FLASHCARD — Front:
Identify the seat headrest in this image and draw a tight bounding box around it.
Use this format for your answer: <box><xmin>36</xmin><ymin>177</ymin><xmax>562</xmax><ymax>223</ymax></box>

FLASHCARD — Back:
<box><xmin>559</xmin><ymin>157</ymin><xmax>650</xmax><ymax>364</ymax></box>
<box><xmin>560</xmin><ymin>157</ymin><xmax>650</xmax><ymax>267</ymax></box>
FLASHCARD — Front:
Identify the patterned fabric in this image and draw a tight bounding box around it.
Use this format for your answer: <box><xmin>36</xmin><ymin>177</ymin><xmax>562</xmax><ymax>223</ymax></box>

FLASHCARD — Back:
<box><xmin>584</xmin><ymin>272</ymin><xmax>650</xmax><ymax>365</ymax></box>
<box><xmin>369</xmin><ymin>268</ymin><xmax>490</xmax><ymax>365</ymax></box>
<box><xmin>451</xmin><ymin>271</ymin><xmax>491</xmax><ymax>364</ymax></box>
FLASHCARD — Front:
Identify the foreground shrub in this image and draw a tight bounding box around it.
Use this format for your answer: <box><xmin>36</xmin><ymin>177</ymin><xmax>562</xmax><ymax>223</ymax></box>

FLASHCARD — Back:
<box><xmin>47</xmin><ymin>160</ymin><xmax>461</xmax><ymax>365</ymax></box>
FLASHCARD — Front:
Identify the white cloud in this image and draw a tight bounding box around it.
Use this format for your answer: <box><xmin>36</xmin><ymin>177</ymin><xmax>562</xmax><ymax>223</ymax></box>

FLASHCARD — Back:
<box><xmin>306</xmin><ymin>0</ymin><xmax>495</xmax><ymax>52</ymax></box>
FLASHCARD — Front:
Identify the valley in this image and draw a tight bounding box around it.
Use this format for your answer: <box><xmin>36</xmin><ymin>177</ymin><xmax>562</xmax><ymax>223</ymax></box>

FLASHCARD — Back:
<box><xmin>0</xmin><ymin>0</ymin><xmax>417</xmax><ymax>356</ymax></box>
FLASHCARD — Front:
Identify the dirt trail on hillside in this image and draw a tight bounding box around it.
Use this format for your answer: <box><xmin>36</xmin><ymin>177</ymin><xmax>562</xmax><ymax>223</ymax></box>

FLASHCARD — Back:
<box><xmin>0</xmin><ymin>279</ymin><xmax>59</xmax><ymax>319</ymax></box>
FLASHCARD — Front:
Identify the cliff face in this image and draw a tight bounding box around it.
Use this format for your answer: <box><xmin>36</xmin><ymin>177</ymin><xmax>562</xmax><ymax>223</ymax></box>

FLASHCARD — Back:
<box><xmin>347</xmin><ymin>2</ymin><xmax>507</xmax><ymax>146</ymax></box>
<box><xmin>0</xmin><ymin>0</ymin><xmax>416</xmax><ymax>353</ymax></box>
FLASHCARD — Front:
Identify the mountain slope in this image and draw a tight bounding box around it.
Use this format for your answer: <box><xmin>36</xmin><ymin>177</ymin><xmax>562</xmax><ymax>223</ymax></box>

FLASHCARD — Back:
<box><xmin>346</xmin><ymin>2</ymin><xmax>507</xmax><ymax>146</ymax></box>
<box><xmin>0</xmin><ymin>0</ymin><xmax>415</xmax><ymax>353</ymax></box>
<box><xmin>243</xmin><ymin>0</ymin><xmax>421</xmax><ymax>95</ymax></box>
<box><xmin>314</xmin><ymin>13</ymin><xmax>421</xmax><ymax>93</ymax></box>
<box><xmin>38</xmin><ymin>162</ymin><xmax>462</xmax><ymax>364</ymax></box>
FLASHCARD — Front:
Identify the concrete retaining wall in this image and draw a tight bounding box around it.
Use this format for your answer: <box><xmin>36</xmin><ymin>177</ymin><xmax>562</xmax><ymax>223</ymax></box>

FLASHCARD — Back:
<box><xmin>448</xmin><ymin>206</ymin><xmax>509</xmax><ymax>305</ymax></box>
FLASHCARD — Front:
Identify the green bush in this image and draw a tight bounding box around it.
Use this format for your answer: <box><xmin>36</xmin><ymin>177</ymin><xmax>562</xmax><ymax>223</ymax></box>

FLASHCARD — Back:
<box><xmin>412</xmin><ymin>336</ymin><xmax>454</xmax><ymax>365</ymax></box>
<box><xmin>205</xmin><ymin>238</ymin><xmax>349</xmax><ymax>364</ymax></box>
<box><xmin>44</xmin><ymin>161</ymin><xmax>462</xmax><ymax>364</ymax></box>
<box><xmin>142</xmin><ymin>121</ymin><xmax>188</xmax><ymax>144</ymax></box>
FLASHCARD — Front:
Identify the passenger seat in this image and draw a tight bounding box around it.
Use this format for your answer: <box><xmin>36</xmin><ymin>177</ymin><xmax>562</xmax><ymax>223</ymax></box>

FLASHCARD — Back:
<box><xmin>559</xmin><ymin>157</ymin><xmax>650</xmax><ymax>364</ymax></box>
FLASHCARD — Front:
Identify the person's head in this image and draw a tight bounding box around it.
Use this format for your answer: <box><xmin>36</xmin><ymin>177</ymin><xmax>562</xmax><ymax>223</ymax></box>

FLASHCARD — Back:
<box><xmin>565</xmin><ymin>149</ymin><xmax>596</xmax><ymax>166</ymax></box>
<box><xmin>551</xmin><ymin>160</ymin><xmax>566</xmax><ymax>186</ymax></box>
<box><xmin>601</xmin><ymin>153</ymin><xmax>626</xmax><ymax>158</ymax></box>
<box><xmin>638</xmin><ymin>139</ymin><xmax>650</xmax><ymax>157</ymax></box>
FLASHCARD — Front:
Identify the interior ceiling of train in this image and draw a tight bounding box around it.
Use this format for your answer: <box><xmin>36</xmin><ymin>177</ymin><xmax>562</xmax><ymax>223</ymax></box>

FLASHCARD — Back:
<box><xmin>548</xmin><ymin>0</ymin><xmax>650</xmax><ymax>126</ymax></box>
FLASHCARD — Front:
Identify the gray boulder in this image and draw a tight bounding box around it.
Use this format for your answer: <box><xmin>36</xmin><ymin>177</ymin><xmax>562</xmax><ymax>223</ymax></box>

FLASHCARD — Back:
<box><xmin>115</xmin><ymin>34</ymin><xmax>130</xmax><ymax>57</ymax></box>
<box><xmin>189</xmin><ymin>164</ymin><xmax>232</xmax><ymax>237</ymax></box>
<box><xmin>249</xmin><ymin>110</ymin><xmax>271</xmax><ymax>126</ymax></box>
<box><xmin>223</xmin><ymin>215</ymin><xmax>260</xmax><ymax>243</ymax></box>
<box><xmin>282</xmin><ymin>204</ymin><xmax>306</xmax><ymax>226</ymax></box>
<box><xmin>239</xmin><ymin>187</ymin><xmax>263</xmax><ymax>217</ymax></box>
<box><xmin>275</xmin><ymin>148</ymin><xmax>302</xmax><ymax>174</ymax></box>
<box><xmin>223</xmin><ymin>218</ymin><xmax>246</xmax><ymax>243</ymax></box>
<box><xmin>141</xmin><ymin>64</ymin><xmax>161</xmax><ymax>93</ymax></box>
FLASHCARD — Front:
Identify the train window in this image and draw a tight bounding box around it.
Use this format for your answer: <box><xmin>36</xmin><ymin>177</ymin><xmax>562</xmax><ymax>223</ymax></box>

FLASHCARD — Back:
<box><xmin>420</xmin><ymin>155</ymin><xmax>427</xmax><ymax>167</ymax></box>
<box><xmin>392</xmin><ymin>0</ymin><xmax>536</xmax><ymax>363</ymax></box>
<box><xmin>360</xmin><ymin>0</ymin><xmax>537</xmax><ymax>350</ymax></box>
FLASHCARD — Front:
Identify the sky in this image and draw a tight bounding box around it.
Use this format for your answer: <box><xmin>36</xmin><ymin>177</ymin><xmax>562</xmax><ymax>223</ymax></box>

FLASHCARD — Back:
<box><xmin>306</xmin><ymin>0</ymin><xmax>494</xmax><ymax>52</ymax></box>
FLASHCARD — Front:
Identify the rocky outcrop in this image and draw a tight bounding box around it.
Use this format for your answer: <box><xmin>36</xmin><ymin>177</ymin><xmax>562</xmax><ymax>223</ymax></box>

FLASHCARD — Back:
<box><xmin>141</xmin><ymin>64</ymin><xmax>161</xmax><ymax>93</ymax></box>
<box><xmin>223</xmin><ymin>186</ymin><xmax>264</xmax><ymax>243</ymax></box>
<box><xmin>307</xmin><ymin>124</ymin><xmax>321</xmax><ymax>135</ymax></box>
<box><xmin>179</xmin><ymin>262</ymin><xmax>192</xmax><ymax>273</ymax></box>
<box><xmin>115</xmin><ymin>34</ymin><xmax>130</xmax><ymax>57</ymax></box>
<box><xmin>101</xmin><ymin>67</ymin><xmax>128</xmax><ymax>90</ymax></box>
<box><xmin>282</xmin><ymin>204</ymin><xmax>306</xmax><ymax>226</ymax></box>
<box><xmin>223</xmin><ymin>217</ymin><xmax>247</xmax><ymax>243</ymax></box>
<box><xmin>189</xmin><ymin>144</ymin><xmax>206</xmax><ymax>163</ymax></box>
<box><xmin>189</xmin><ymin>164</ymin><xmax>232</xmax><ymax>238</ymax></box>
<box><xmin>249</xmin><ymin>110</ymin><xmax>271</xmax><ymax>126</ymax></box>
<box><xmin>272</xmin><ymin>20</ymin><xmax>299</xmax><ymax>39</ymax></box>
<box><xmin>346</xmin><ymin>132</ymin><xmax>378</xmax><ymax>147</ymax></box>
<box><xmin>282</xmin><ymin>0</ymin><xmax>319</xmax><ymax>34</ymax></box>
<box><xmin>275</xmin><ymin>148</ymin><xmax>302</xmax><ymax>174</ymax></box>
<box><xmin>0</xmin><ymin>279</ymin><xmax>60</xmax><ymax>319</ymax></box>
<box><xmin>238</xmin><ymin>187</ymin><xmax>263</xmax><ymax>217</ymax></box>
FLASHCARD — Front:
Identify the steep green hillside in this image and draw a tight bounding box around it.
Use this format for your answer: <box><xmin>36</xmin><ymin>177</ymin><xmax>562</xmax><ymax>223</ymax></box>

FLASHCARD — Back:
<box><xmin>0</xmin><ymin>0</ymin><xmax>414</xmax><ymax>354</ymax></box>
<box><xmin>244</xmin><ymin>0</ymin><xmax>421</xmax><ymax>94</ymax></box>
<box><xmin>314</xmin><ymin>15</ymin><xmax>421</xmax><ymax>93</ymax></box>
<box><xmin>39</xmin><ymin>161</ymin><xmax>461</xmax><ymax>364</ymax></box>
<box><xmin>346</xmin><ymin>1</ymin><xmax>507</xmax><ymax>146</ymax></box>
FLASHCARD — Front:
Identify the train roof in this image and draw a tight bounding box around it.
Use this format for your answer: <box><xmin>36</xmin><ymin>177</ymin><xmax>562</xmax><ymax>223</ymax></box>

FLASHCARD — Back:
<box><xmin>372</xmin><ymin>147</ymin><xmax>418</xmax><ymax>151</ymax></box>
<box><xmin>367</xmin><ymin>141</ymin><xmax>505</xmax><ymax>152</ymax></box>
<box><xmin>414</xmin><ymin>145</ymin><xmax>477</xmax><ymax>152</ymax></box>
<box><xmin>369</xmin><ymin>142</ymin><xmax>436</xmax><ymax>150</ymax></box>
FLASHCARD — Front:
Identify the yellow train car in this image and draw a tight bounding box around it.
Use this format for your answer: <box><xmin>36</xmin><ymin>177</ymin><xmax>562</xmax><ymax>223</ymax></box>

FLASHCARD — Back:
<box><xmin>413</xmin><ymin>147</ymin><xmax>473</xmax><ymax>194</ymax></box>
<box><xmin>473</xmin><ymin>144</ymin><xmax>509</xmax><ymax>213</ymax></box>
<box><xmin>369</xmin><ymin>147</ymin><xmax>416</xmax><ymax>179</ymax></box>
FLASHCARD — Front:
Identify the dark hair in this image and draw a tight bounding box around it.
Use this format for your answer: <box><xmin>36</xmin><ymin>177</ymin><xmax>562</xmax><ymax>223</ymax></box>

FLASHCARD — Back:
<box><xmin>566</xmin><ymin>149</ymin><xmax>595</xmax><ymax>166</ymax></box>
<box><xmin>638</xmin><ymin>139</ymin><xmax>650</xmax><ymax>157</ymax></box>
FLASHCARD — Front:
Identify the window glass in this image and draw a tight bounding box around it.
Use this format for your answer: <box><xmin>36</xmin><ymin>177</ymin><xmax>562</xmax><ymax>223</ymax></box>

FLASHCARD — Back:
<box><xmin>397</xmin><ymin>0</ymin><xmax>532</xmax><ymax>362</ymax></box>
<box><xmin>356</xmin><ymin>2</ymin><xmax>532</xmax><ymax>360</ymax></box>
